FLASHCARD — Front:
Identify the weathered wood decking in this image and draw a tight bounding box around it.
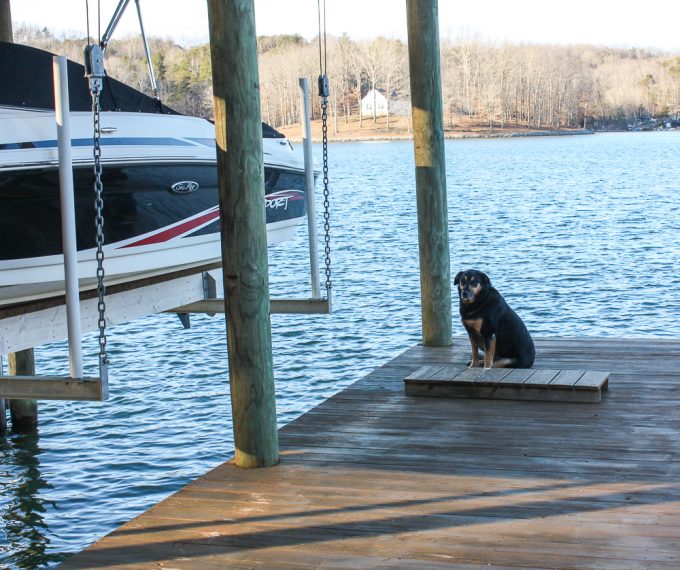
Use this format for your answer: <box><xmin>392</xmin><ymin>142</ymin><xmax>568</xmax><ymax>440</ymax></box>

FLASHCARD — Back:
<box><xmin>405</xmin><ymin>365</ymin><xmax>610</xmax><ymax>402</ymax></box>
<box><xmin>63</xmin><ymin>337</ymin><xmax>680</xmax><ymax>569</ymax></box>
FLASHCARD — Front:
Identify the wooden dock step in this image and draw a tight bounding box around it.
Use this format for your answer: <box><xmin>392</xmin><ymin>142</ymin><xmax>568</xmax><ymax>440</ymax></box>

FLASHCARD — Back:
<box><xmin>404</xmin><ymin>365</ymin><xmax>609</xmax><ymax>403</ymax></box>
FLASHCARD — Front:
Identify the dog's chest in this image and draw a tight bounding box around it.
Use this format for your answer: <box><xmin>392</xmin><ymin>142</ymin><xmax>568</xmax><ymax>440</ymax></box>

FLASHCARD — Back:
<box><xmin>462</xmin><ymin>318</ymin><xmax>484</xmax><ymax>340</ymax></box>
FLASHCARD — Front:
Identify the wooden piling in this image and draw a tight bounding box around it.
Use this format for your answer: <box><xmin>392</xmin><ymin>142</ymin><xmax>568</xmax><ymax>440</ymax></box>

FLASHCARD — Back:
<box><xmin>206</xmin><ymin>0</ymin><xmax>279</xmax><ymax>468</ymax></box>
<box><xmin>8</xmin><ymin>349</ymin><xmax>39</xmax><ymax>428</ymax></box>
<box><xmin>0</xmin><ymin>1</ymin><xmax>9</xmax><ymax>431</ymax></box>
<box><xmin>0</xmin><ymin>0</ymin><xmax>11</xmax><ymax>43</ymax></box>
<box><xmin>0</xmin><ymin>2</ymin><xmax>39</xmax><ymax>428</ymax></box>
<box><xmin>0</xmin><ymin>398</ymin><xmax>6</xmax><ymax>432</ymax></box>
<box><xmin>406</xmin><ymin>0</ymin><xmax>452</xmax><ymax>347</ymax></box>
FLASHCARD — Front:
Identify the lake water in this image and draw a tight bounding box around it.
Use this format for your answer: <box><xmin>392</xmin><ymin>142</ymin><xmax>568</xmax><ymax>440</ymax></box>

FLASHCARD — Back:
<box><xmin>1</xmin><ymin>131</ymin><xmax>679</xmax><ymax>568</ymax></box>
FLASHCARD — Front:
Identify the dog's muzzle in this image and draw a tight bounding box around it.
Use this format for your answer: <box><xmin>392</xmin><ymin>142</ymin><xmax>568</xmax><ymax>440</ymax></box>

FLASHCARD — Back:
<box><xmin>461</xmin><ymin>289</ymin><xmax>475</xmax><ymax>303</ymax></box>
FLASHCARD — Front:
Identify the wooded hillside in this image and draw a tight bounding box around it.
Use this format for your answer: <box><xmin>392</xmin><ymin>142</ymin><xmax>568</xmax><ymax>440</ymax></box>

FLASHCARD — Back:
<box><xmin>16</xmin><ymin>25</ymin><xmax>680</xmax><ymax>133</ymax></box>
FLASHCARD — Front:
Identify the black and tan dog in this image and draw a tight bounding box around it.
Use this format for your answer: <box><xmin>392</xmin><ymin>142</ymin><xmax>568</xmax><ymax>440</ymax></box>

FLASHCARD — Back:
<box><xmin>454</xmin><ymin>269</ymin><xmax>535</xmax><ymax>369</ymax></box>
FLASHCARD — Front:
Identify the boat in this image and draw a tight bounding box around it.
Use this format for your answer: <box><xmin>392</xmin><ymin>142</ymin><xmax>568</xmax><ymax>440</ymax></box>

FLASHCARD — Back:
<box><xmin>0</xmin><ymin>41</ymin><xmax>310</xmax><ymax>307</ymax></box>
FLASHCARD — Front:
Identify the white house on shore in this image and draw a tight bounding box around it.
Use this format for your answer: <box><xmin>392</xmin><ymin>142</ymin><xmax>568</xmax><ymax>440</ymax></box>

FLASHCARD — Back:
<box><xmin>361</xmin><ymin>89</ymin><xmax>388</xmax><ymax>117</ymax></box>
<box><xmin>361</xmin><ymin>89</ymin><xmax>411</xmax><ymax>117</ymax></box>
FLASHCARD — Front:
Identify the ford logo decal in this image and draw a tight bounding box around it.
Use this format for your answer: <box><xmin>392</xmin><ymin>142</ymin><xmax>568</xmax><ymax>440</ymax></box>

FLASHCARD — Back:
<box><xmin>170</xmin><ymin>181</ymin><xmax>199</xmax><ymax>194</ymax></box>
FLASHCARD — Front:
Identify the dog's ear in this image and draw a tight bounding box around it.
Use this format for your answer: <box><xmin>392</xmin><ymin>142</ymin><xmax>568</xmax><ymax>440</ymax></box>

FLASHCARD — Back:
<box><xmin>454</xmin><ymin>271</ymin><xmax>462</xmax><ymax>285</ymax></box>
<box><xmin>481</xmin><ymin>272</ymin><xmax>490</xmax><ymax>285</ymax></box>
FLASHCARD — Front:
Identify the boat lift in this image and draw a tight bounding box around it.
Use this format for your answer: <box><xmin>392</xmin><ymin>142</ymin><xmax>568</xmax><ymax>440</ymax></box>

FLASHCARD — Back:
<box><xmin>0</xmin><ymin>0</ymin><xmax>332</xmax><ymax>404</ymax></box>
<box><xmin>0</xmin><ymin>55</ymin><xmax>107</xmax><ymax>402</ymax></box>
<box><xmin>169</xmin><ymin>77</ymin><xmax>332</xmax><ymax>319</ymax></box>
<box><xmin>0</xmin><ymin>45</ymin><xmax>332</xmax><ymax>403</ymax></box>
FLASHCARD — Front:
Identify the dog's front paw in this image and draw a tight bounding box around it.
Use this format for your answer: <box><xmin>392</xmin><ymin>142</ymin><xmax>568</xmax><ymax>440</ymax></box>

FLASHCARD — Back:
<box><xmin>467</xmin><ymin>360</ymin><xmax>482</xmax><ymax>368</ymax></box>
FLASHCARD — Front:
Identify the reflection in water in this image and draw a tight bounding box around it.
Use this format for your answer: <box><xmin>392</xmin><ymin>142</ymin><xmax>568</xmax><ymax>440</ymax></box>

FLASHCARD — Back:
<box><xmin>0</xmin><ymin>430</ymin><xmax>63</xmax><ymax>569</ymax></box>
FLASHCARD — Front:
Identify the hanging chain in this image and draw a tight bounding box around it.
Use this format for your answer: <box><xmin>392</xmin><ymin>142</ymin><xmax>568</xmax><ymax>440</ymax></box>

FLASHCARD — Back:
<box><xmin>320</xmin><ymin>93</ymin><xmax>331</xmax><ymax>297</ymax></box>
<box><xmin>86</xmin><ymin>39</ymin><xmax>109</xmax><ymax>372</ymax></box>
<box><xmin>92</xmin><ymin>84</ymin><xmax>108</xmax><ymax>367</ymax></box>
<box><xmin>317</xmin><ymin>0</ymin><xmax>331</xmax><ymax>301</ymax></box>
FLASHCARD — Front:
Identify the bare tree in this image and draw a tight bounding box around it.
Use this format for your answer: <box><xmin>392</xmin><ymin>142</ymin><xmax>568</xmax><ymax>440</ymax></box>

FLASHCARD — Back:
<box><xmin>338</xmin><ymin>35</ymin><xmax>365</xmax><ymax>126</ymax></box>
<box><xmin>373</xmin><ymin>37</ymin><xmax>408</xmax><ymax>130</ymax></box>
<box><xmin>18</xmin><ymin>27</ymin><xmax>680</xmax><ymax>131</ymax></box>
<box><xmin>357</xmin><ymin>39</ymin><xmax>383</xmax><ymax>123</ymax></box>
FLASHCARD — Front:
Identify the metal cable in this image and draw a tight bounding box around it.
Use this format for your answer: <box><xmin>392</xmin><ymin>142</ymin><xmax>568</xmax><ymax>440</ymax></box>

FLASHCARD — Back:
<box><xmin>323</xmin><ymin>0</ymin><xmax>327</xmax><ymax>73</ymax></box>
<box><xmin>85</xmin><ymin>0</ymin><xmax>90</xmax><ymax>44</ymax></box>
<box><xmin>317</xmin><ymin>0</ymin><xmax>323</xmax><ymax>74</ymax></box>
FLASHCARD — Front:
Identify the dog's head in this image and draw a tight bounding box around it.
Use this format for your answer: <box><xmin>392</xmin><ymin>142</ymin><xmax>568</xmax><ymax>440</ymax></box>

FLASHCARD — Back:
<box><xmin>454</xmin><ymin>269</ymin><xmax>490</xmax><ymax>305</ymax></box>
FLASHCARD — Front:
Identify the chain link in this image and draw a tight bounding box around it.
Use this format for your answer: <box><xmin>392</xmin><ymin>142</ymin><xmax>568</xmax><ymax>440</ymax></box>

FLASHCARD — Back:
<box><xmin>92</xmin><ymin>85</ymin><xmax>108</xmax><ymax>365</ymax></box>
<box><xmin>320</xmin><ymin>96</ymin><xmax>331</xmax><ymax>296</ymax></box>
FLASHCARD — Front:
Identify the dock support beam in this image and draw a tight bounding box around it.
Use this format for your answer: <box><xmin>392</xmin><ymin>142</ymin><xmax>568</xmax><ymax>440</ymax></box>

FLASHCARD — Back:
<box><xmin>406</xmin><ymin>0</ymin><xmax>452</xmax><ymax>347</ymax></box>
<box><xmin>299</xmin><ymin>77</ymin><xmax>321</xmax><ymax>300</ymax></box>
<box><xmin>54</xmin><ymin>54</ymin><xmax>84</xmax><ymax>379</ymax></box>
<box><xmin>207</xmin><ymin>0</ymin><xmax>279</xmax><ymax>468</ymax></box>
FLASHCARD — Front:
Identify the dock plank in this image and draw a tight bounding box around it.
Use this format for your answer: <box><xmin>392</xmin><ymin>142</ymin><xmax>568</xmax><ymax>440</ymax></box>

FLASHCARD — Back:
<box><xmin>499</xmin><ymin>368</ymin><xmax>536</xmax><ymax>384</ymax></box>
<box><xmin>526</xmin><ymin>369</ymin><xmax>560</xmax><ymax>385</ymax></box>
<box><xmin>62</xmin><ymin>337</ymin><xmax>680</xmax><ymax>569</ymax></box>
<box><xmin>550</xmin><ymin>369</ymin><xmax>585</xmax><ymax>387</ymax></box>
<box><xmin>403</xmin><ymin>364</ymin><xmax>442</xmax><ymax>381</ymax></box>
<box><xmin>577</xmin><ymin>370</ymin><xmax>610</xmax><ymax>390</ymax></box>
<box><xmin>428</xmin><ymin>365</ymin><xmax>466</xmax><ymax>381</ymax></box>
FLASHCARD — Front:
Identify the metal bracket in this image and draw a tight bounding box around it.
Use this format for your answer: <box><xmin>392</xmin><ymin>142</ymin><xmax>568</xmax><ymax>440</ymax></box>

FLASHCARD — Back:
<box><xmin>84</xmin><ymin>44</ymin><xmax>105</xmax><ymax>93</ymax></box>
<box><xmin>177</xmin><ymin>313</ymin><xmax>191</xmax><ymax>329</ymax></box>
<box><xmin>203</xmin><ymin>272</ymin><xmax>217</xmax><ymax>299</ymax></box>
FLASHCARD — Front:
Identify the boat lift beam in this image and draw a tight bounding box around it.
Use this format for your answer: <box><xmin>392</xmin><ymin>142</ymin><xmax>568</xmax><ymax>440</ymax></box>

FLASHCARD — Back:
<box><xmin>169</xmin><ymin>298</ymin><xmax>331</xmax><ymax>316</ymax></box>
<box><xmin>0</xmin><ymin>376</ymin><xmax>106</xmax><ymax>401</ymax></box>
<box><xmin>0</xmin><ymin>261</ymin><xmax>330</xmax><ymax>400</ymax></box>
<box><xmin>0</xmin><ymin>266</ymin><xmax>217</xmax><ymax>400</ymax></box>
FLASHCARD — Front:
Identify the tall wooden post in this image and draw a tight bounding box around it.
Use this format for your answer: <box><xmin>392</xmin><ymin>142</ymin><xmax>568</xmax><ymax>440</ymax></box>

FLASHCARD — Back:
<box><xmin>207</xmin><ymin>0</ymin><xmax>279</xmax><ymax>468</ymax></box>
<box><xmin>0</xmin><ymin>1</ymin><xmax>39</xmax><ymax>427</ymax></box>
<box><xmin>0</xmin><ymin>0</ymin><xmax>9</xmax><ymax>431</ymax></box>
<box><xmin>8</xmin><ymin>350</ymin><xmax>39</xmax><ymax>428</ymax></box>
<box><xmin>406</xmin><ymin>0</ymin><xmax>452</xmax><ymax>346</ymax></box>
<box><xmin>0</xmin><ymin>0</ymin><xmax>11</xmax><ymax>43</ymax></box>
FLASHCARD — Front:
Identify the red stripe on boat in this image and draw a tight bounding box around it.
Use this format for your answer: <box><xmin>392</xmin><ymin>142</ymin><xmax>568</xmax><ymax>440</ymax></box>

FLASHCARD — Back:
<box><xmin>122</xmin><ymin>209</ymin><xmax>219</xmax><ymax>248</ymax></box>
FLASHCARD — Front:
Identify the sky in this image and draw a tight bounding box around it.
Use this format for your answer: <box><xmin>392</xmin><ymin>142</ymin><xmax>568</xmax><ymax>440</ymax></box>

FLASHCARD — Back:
<box><xmin>9</xmin><ymin>0</ymin><xmax>680</xmax><ymax>53</ymax></box>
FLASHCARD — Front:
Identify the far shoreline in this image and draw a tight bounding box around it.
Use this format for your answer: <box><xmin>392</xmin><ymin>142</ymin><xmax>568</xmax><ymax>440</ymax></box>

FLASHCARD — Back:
<box><xmin>303</xmin><ymin>128</ymin><xmax>595</xmax><ymax>143</ymax></box>
<box><xmin>277</xmin><ymin>117</ymin><xmax>596</xmax><ymax>143</ymax></box>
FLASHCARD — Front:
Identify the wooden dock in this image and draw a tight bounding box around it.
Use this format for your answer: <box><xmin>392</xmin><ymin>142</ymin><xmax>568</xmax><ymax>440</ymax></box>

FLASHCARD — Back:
<box><xmin>62</xmin><ymin>337</ymin><xmax>680</xmax><ymax>569</ymax></box>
